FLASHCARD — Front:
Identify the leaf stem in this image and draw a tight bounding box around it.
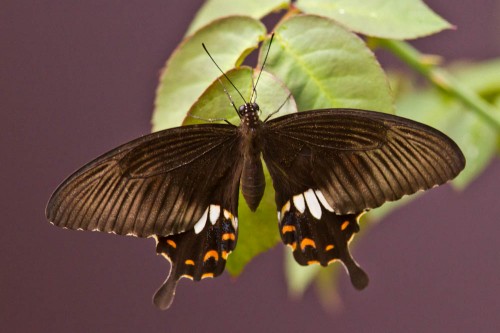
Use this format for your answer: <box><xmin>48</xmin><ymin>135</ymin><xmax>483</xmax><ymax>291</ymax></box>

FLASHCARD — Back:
<box><xmin>377</xmin><ymin>39</ymin><xmax>500</xmax><ymax>132</ymax></box>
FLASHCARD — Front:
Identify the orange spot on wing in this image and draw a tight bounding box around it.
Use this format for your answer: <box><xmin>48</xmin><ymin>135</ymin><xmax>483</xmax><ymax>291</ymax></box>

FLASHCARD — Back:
<box><xmin>185</xmin><ymin>259</ymin><xmax>195</xmax><ymax>266</ymax></box>
<box><xmin>201</xmin><ymin>272</ymin><xmax>214</xmax><ymax>279</ymax></box>
<box><xmin>281</xmin><ymin>225</ymin><xmax>295</xmax><ymax>234</ymax></box>
<box><xmin>203</xmin><ymin>250</ymin><xmax>219</xmax><ymax>262</ymax></box>
<box><xmin>181</xmin><ymin>274</ymin><xmax>193</xmax><ymax>280</ymax></box>
<box><xmin>325</xmin><ymin>244</ymin><xmax>334</xmax><ymax>251</ymax></box>
<box><xmin>166</xmin><ymin>239</ymin><xmax>176</xmax><ymax>248</ymax></box>
<box><xmin>300</xmin><ymin>238</ymin><xmax>316</xmax><ymax>250</ymax></box>
<box><xmin>287</xmin><ymin>242</ymin><xmax>297</xmax><ymax>251</ymax></box>
<box><xmin>222</xmin><ymin>251</ymin><xmax>229</xmax><ymax>260</ymax></box>
<box><xmin>341</xmin><ymin>221</ymin><xmax>350</xmax><ymax>230</ymax></box>
<box><xmin>307</xmin><ymin>260</ymin><xmax>319</xmax><ymax>265</ymax></box>
<box><xmin>222</xmin><ymin>233</ymin><xmax>235</xmax><ymax>241</ymax></box>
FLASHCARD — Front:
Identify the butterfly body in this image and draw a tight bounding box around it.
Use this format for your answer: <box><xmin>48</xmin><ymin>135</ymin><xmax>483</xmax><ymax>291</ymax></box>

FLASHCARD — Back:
<box><xmin>239</xmin><ymin>102</ymin><xmax>266</xmax><ymax>211</ymax></box>
<box><xmin>47</xmin><ymin>106</ymin><xmax>465</xmax><ymax>309</ymax></box>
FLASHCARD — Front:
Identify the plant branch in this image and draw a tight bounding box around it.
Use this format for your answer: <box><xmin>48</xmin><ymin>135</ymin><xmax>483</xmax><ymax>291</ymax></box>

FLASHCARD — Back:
<box><xmin>376</xmin><ymin>39</ymin><xmax>500</xmax><ymax>132</ymax></box>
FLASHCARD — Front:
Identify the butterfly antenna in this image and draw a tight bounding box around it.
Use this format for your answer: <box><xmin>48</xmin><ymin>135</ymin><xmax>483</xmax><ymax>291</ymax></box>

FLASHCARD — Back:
<box><xmin>263</xmin><ymin>92</ymin><xmax>292</xmax><ymax>122</ymax></box>
<box><xmin>202</xmin><ymin>43</ymin><xmax>247</xmax><ymax>110</ymax></box>
<box><xmin>250</xmin><ymin>33</ymin><xmax>275</xmax><ymax>103</ymax></box>
<box><xmin>215</xmin><ymin>75</ymin><xmax>239</xmax><ymax>115</ymax></box>
<box><xmin>251</xmin><ymin>74</ymin><xmax>258</xmax><ymax>102</ymax></box>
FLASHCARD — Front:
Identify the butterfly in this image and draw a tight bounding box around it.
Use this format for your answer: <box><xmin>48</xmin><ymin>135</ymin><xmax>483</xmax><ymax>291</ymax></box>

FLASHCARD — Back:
<box><xmin>46</xmin><ymin>39</ymin><xmax>465</xmax><ymax>310</ymax></box>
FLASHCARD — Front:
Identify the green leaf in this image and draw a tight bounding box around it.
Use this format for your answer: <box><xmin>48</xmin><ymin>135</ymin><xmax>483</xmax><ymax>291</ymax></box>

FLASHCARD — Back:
<box><xmin>296</xmin><ymin>0</ymin><xmax>452</xmax><ymax>39</ymax></box>
<box><xmin>495</xmin><ymin>97</ymin><xmax>500</xmax><ymax>150</ymax></box>
<box><xmin>451</xmin><ymin>60</ymin><xmax>500</xmax><ymax>137</ymax></box>
<box><xmin>284</xmin><ymin>249</ymin><xmax>321</xmax><ymax>298</ymax></box>
<box><xmin>314</xmin><ymin>265</ymin><xmax>343</xmax><ymax>312</ymax></box>
<box><xmin>451</xmin><ymin>59</ymin><xmax>500</xmax><ymax>100</ymax></box>
<box><xmin>153</xmin><ymin>16</ymin><xmax>266</xmax><ymax>131</ymax></box>
<box><xmin>187</xmin><ymin>0</ymin><xmax>289</xmax><ymax>35</ymax></box>
<box><xmin>184</xmin><ymin>67</ymin><xmax>297</xmax><ymax>125</ymax></box>
<box><xmin>397</xmin><ymin>89</ymin><xmax>498</xmax><ymax>189</ymax></box>
<box><xmin>260</xmin><ymin>14</ymin><xmax>394</xmax><ymax>113</ymax></box>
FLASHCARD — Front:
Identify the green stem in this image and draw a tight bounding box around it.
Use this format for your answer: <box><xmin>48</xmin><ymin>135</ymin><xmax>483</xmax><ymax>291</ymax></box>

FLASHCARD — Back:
<box><xmin>377</xmin><ymin>39</ymin><xmax>500</xmax><ymax>132</ymax></box>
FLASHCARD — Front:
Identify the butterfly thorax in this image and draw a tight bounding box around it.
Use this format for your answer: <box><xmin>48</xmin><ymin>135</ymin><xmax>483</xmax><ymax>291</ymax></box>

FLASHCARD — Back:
<box><xmin>238</xmin><ymin>102</ymin><xmax>265</xmax><ymax>211</ymax></box>
<box><xmin>238</xmin><ymin>102</ymin><xmax>261</xmax><ymax>130</ymax></box>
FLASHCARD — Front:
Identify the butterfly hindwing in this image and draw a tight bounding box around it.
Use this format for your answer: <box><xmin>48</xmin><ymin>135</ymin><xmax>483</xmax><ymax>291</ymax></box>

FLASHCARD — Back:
<box><xmin>278</xmin><ymin>192</ymin><xmax>368</xmax><ymax>289</ymax></box>
<box><xmin>46</xmin><ymin>124</ymin><xmax>242</xmax><ymax>238</ymax></box>
<box><xmin>154</xmin><ymin>206</ymin><xmax>238</xmax><ymax>309</ymax></box>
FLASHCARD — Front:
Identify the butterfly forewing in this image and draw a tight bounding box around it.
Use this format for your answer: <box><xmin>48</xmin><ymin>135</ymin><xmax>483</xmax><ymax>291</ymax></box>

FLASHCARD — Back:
<box><xmin>262</xmin><ymin>108</ymin><xmax>465</xmax><ymax>214</ymax></box>
<box><xmin>46</xmin><ymin>124</ymin><xmax>242</xmax><ymax>238</ymax></box>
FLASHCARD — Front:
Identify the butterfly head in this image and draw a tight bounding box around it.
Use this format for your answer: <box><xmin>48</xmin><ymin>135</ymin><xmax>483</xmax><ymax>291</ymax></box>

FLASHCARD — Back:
<box><xmin>238</xmin><ymin>102</ymin><xmax>261</xmax><ymax>129</ymax></box>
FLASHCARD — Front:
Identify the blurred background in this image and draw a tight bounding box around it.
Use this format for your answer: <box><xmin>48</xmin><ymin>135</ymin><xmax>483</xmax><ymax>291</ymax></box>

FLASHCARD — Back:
<box><xmin>1</xmin><ymin>0</ymin><xmax>499</xmax><ymax>331</ymax></box>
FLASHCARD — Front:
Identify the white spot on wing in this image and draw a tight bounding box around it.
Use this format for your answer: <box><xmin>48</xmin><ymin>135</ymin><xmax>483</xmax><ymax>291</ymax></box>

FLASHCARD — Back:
<box><xmin>315</xmin><ymin>190</ymin><xmax>334</xmax><ymax>212</ymax></box>
<box><xmin>281</xmin><ymin>201</ymin><xmax>290</xmax><ymax>215</ymax></box>
<box><xmin>304</xmin><ymin>189</ymin><xmax>322</xmax><ymax>219</ymax></box>
<box><xmin>223</xmin><ymin>209</ymin><xmax>232</xmax><ymax>219</ymax></box>
<box><xmin>209</xmin><ymin>205</ymin><xmax>220</xmax><ymax>225</ymax></box>
<box><xmin>194</xmin><ymin>207</ymin><xmax>209</xmax><ymax>234</ymax></box>
<box><xmin>293</xmin><ymin>194</ymin><xmax>306</xmax><ymax>213</ymax></box>
<box><xmin>223</xmin><ymin>208</ymin><xmax>237</xmax><ymax>230</ymax></box>
<box><xmin>277</xmin><ymin>211</ymin><xmax>281</xmax><ymax>222</ymax></box>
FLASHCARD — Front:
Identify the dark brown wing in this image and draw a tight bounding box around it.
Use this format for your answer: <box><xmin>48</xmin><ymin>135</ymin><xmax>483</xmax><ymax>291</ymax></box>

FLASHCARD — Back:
<box><xmin>262</xmin><ymin>108</ymin><xmax>465</xmax><ymax>290</ymax></box>
<box><xmin>153</xmin><ymin>208</ymin><xmax>237</xmax><ymax>309</ymax></box>
<box><xmin>262</xmin><ymin>108</ymin><xmax>465</xmax><ymax>214</ymax></box>
<box><xmin>46</xmin><ymin>124</ymin><xmax>242</xmax><ymax>238</ymax></box>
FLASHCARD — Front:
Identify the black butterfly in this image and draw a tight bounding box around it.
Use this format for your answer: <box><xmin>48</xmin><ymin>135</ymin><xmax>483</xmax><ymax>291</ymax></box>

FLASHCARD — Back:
<box><xmin>46</xmin><ymin>42</ymin><xmax>465</xmax><ymax>310</ymax></box>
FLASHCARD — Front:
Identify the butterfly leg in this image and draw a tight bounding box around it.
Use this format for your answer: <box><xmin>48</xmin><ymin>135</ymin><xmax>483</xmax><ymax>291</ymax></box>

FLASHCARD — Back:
<box><xmin>152</xmin><ymin>207</ymin><xmax>238</xmax><ymax>310</ymax></box>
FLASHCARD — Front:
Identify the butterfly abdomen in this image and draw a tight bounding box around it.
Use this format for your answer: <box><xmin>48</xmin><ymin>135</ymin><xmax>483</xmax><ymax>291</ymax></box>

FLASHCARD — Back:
<box><xmin>239</xmin><ymin>105</ymin><xmax>266</xmax><ymax>211</ymax></box>
<box><xmin>241</xmin><ymin>154</ymin><xmax>265</xmax><ymax>211</ymax></box>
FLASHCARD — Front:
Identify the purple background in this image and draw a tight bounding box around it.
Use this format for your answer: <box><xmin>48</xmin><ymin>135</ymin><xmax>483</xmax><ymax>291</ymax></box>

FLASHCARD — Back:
<box><xmin>1</xmin><ymin>1</ymin><xmax>499</xmax><ymax>332</ymax></box>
